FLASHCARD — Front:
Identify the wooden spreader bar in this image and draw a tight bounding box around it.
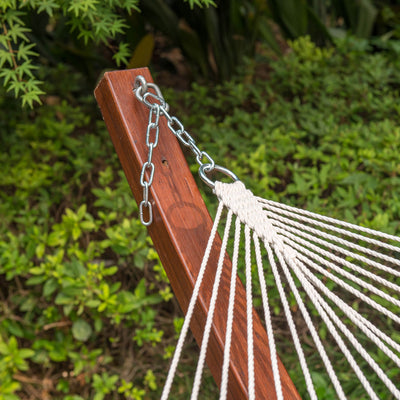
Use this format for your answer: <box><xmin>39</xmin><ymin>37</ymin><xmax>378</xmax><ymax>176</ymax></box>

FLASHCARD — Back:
<box><xmin>95</xmin><ymin>68</ymin><xmax>300</xmax><ymax>399</ymax></box>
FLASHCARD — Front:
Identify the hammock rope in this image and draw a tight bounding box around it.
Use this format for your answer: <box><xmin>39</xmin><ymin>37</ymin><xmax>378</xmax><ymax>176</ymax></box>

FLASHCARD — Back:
<box><xmin>162</xmin><ymin>181</ymin><xmax>400</xmax><ymax>399</ymax></box>
<box><xmin>132</xmin><ymin>76</ymin><xmax>400</xmax><ymax>399</ymax></box>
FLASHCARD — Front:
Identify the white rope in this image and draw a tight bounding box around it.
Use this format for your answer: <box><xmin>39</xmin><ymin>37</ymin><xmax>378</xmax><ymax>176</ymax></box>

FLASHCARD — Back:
<box><xmin>296</xmin><ymin>260</ymin><xmax>400</xmax><ymax>366</ymax></box>
<box><xmin>253</xmin><ymin>232</ymin><xmax>283</xmax><ymax>400</ymax></box>
<box><xmin>162</xmin><ymin>180</ymin><xmax>400</xmax><ymax>399</ymax></box>
<box><xmin>245</xmin><ymin>225</ymin><xmax>256</xmax><ymax>400</ymax></box>
<box><xmin>277</xmin><ymin>231</ymin><xmax>400</xmax><ymax>309</ymax></box>
<box><xmin>217</xmin><ymin>181</ymin><xmax>400</xmax><ymax>398</ymax></box>
<box><xmin>160</xmin><ymin>202</ymin><xmax>224</xmax><ymax>400</ymax></box>
<box><xmin>266</xmin><ymin>211</ymin><xmax>400</xmax><ymax>268</ymax></box>
<box><xmin>295</xmin><ymin>251</ymin><xmax>400</xmax><ymax>337</ymax></box>
<box><xmin>219</xmin><ymin>217</ymin><xmax>241</xmax><ymax>399</ymax></box>
<box><xmin>273</xmin><ymin>246</ymin><xmax>347</xmax><ymax>400</ymax></box>
<box><xmin>191</xmin><ymin>209</ymin><xmax>234</xmax><ymax>400</ymax></box>
<box><xmin>272</xmin><ymin>220</ymin><xmax>400</xmax><ymax>281</ymax></box>
<box><xmin>263</xmin><ymin>240</ymin><xmax>318</xmax><ymax>400</ymax></box>
<box><xmin>291</xmin><ymin>258</ymin><xmax>400</xmax><ymax>398</ymax></box>
<box><xmin>261</xmin><ymin>201</ymin><xmax>400</xmax><ymax>253</ymax></box>
<box><xmin>287</xmin><ymin>257</ymin><xmax>380</xmax><ymax>400</ymax></box>
<box><xmin>258</xmin><ymin>196</ymin><xmax>400</xmax><ymax>243</ymax></box>
<box><xmin>284</xmin><ymin>238</ymin><xmax>400</xmax><ymax>322</ymax></box>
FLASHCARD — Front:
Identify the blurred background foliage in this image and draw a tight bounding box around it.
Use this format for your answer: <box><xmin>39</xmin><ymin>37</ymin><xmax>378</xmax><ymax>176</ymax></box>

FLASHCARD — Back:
<box><xmin>1</xmin><ymin>0</ymin><xmax>400</xmax><ymax>399</ymax></box>
<box><xmin>2</xmin><ymin>0</ymin><xmax>400</xmax><ymax>103</ymax></box>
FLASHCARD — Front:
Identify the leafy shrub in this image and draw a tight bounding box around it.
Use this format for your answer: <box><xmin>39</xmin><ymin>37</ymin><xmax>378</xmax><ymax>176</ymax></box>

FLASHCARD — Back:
<box><xmin>267</xmin><ymin>0</ymin><xmax>400</xmax><ymax>47</ymax></box>
<box><xmin>267</xmin><ymin>0</ymin><xmax>378</xmax><ymax>43</ymax></box>
<box><xmin>140</xmin><ymin>0</ymin><xmax>279</xmax><ymax>81</ymax></box>
<box><xmin>2</xmin><ymin>34</ymin><xmax>400</xmax><ymax>399</ymax></box>
<box><xmin>0</xmin><ymin>81</ymin><xmax>176</xmax><ymax>399</ymax></box>
<box><xmin>0</xmin><ymin>0</ymin><xmax>215</xmax><ymax>107</ymax></box>
<box><xmin>171</xmin><ymin>36</ymin><xmax>400</xmax><ymax>233</ymax></box>
<box><xmin>165</xmin><ymin>36</ymin><xmax>400</xmax><ymax>397</ymax></box>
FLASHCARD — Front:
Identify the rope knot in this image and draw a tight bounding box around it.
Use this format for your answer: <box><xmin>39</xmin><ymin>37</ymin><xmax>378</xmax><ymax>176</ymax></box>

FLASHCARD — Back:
<box><xmin>214</xmin><ymin>181</ymin><xmax>276</xmax><ymax>243</ymax></box>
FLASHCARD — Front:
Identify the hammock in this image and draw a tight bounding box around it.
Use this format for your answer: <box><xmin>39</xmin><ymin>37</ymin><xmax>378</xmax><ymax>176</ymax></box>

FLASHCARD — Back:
<box><xmin>95</xmin><ymin>68</ymin><xmax>400</xmax><ymax>399</ymax></box>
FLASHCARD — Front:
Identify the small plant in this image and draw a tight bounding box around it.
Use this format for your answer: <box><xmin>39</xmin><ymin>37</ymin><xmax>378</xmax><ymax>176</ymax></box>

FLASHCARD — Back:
<box><xmin>2</xmin><ymin>29</ymin><xmax>400</xmax><ymax>398</ymax></box>
<box><xmin>0</xmin><ymin>0</ymin><xmax>215</xmax><ymax>107</ymax></box>
<box><xmin>167</xmin><ymin>36</ymin><xmax>400</xmax><ymax>397</ymax></box>
<box><xmin>0</xmin><ymin>87</ymin><xmax>173</xmax><ymax>398</ymax></box>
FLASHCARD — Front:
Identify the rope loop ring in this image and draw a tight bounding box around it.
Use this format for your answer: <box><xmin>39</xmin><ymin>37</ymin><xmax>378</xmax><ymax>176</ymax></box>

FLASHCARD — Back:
<box><xmin>199</xmin><ymin>164</ymin><xmax>239</xmax><ymax>190</ymax></box>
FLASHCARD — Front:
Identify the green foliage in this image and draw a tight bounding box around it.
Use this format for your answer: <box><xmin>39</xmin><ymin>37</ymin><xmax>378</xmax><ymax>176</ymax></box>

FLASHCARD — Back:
<box><xmin>184</xmin><ymin>0</ymin><xmax>216</xmax><ymax>8</ymax></box>
<box><xmin>0</xmin><ymin>84</ymin><xmax>173</xmax><ymax>398</ymax></box>
<box><xmin>140</xmin><ymin>0</ymin><xmax>280</xmax><ymax>81</ymax></box>
<box><xmin>0</xmin><ymin>7</ymin><xmax>44</xmax><ymax>107</ymax></box>
<box><xmin>266</xmin><ymin>0</ymin><xmax>333</xmax><ymax>43</ymax></box>
<box><xmin>331</xmin><ymin>0</ymin><xmax>377</xmax><ymax>38</ymax></box>
<box><xmin>0</xmin><ymin>0</ymin><xmax>215</xmax><ymax>106</ymax></box>
<box><xmin>171</xmin><ymin>36</ymin><xmax>400</xmax><ymax>229</ymax></box>
<box><xmin>266</xmin><ymin>0</ymin><xmax>400</xmax><ymax>45</ymax></box>
<box><xmin>0</xmin><ymin>0</ymin><xmax>141</xmax><ymax>105</ymax></box>
<box><xmin>165</xmin><ymin>36</ymin><xmax>400</xmax><ymax>397</ymax></box>
<box><xmin>2</xmin><ymin>28</ymin><xmax>400</xmax><ymax>398</ymax></box>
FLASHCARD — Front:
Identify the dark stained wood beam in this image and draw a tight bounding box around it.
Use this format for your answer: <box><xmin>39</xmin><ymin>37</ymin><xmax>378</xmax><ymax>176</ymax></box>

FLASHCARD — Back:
<box><xmin>95</xmin><ymin>68</ymin><xmax>301</xmax><ymax>399</ymax></box>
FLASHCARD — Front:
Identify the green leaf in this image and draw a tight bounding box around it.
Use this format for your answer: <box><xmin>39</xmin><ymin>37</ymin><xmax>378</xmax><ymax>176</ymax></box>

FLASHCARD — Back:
<box><xmin>18</xmin><ymin>348</ymin><xmax>35</xmax><ymax>359</ymax></box>
<box><xmin>80</xmin><ymin>220</ymin><xmax>96</xmax><ymax>230</ymax></box>
<box><xmin>114</xmin><ymin>42</ymin><xmax>132</xmax><ymax>67</ymax></box>
<box><xmin>48</xmin><ymin>231</ymin><xmax>64</xmax><ymax>246</ymax></box>
<box><xmin>35</xmin><ymin>242</ymin><xmax>45</xmax><ymax>258</ymax></box>
<box><xmin>76</xmin><ymin>204</ymin><xmax>86</xmax><ymax>219</ymax></box>
<box><xmin>71</xmin><ymin>225</ymin><xmax>81</xmax><ymax>240</ymax></box>
<box><xmin>332</xmin><ymin>0</ymin><xmax>377</xmax><ymax>38</ymax></box>
<box><xmin>16</xmin><ymin>42</ymin><xmax>38</xmax><ymax>61</ymax></box>
<box><xmin>7</xmin><ymin>23</ymin><xmax>31</xmax><ymax>42</ymax></box>
<box><xmin>72</xmin><ymin>319</ymin><xmax>92</xmax><ymax>342</ymax></box>
<box><xmin>36</xmin><ymin>0</ymin><xmax>60</xmax><ymax>16</ymax></box>
<box><xmin>26</xmin><ymin>275</ymin><xmax>47</xmax><ymax>285</ymax></box>
<box><xmin>85</xmin><ymin>299</ymin><xmax>101</xmax><ymax>308</ymax></box>
<box><xmin>43</xmin><ymin>277</ymin><xmax>58</xmax><ymax>297</ymax></box>
<box><xmin>55</xmin><ymin>292</ymin><xmax>74</xmax><ymax>305</ymax></box>
<box><xmin>0</xmin><ymin>49</ymin><xmax>14</xmax><ymax>68</ymax></box>
<box><xmin>268</xmin><ymin>0</ymin><xmax>308</xmax><ymax>38</ymax></box>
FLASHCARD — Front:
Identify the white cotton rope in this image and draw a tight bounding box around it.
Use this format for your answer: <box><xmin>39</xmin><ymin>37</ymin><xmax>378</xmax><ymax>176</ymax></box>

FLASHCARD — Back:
<box><xmin>263</xmin><ymin>240</ymin><xmax>318</xmax><ymax>400</ymax></box>
<box><xmin>261</xmin><ymin>202</ymin><xmax>400</xmax><ymax>258</ymax></box>
<box><xmin>266</xmin><ymin>211</ymin><xmax>400</xmax><ymax>268</ymax></box>
<box><xmin>219</xmin><ymin>216</ymin><xmax>241</xmax><ymax>400</ymax></box>
<box><xmin>191</xmin><ymin>208</ymin><xmax>234</xmax><ymax>399</ymax></box>
<box><xmin>282</xmin><ymin>236</ymin><xmax>400</xmax><ymax>321</ymax></box>
<box><xmin>272</xmin><ymin>220</ymin><xmax>400</xmax><ymax>280</ymax></box>
<box><xmin>253</xmin><ymin>233</ymin><xmax>283</xmax><ymax>400</ymax></box>
<box><xmin>287</xmin><ymin>257</ymin><xmax>381</xmax><ymax>400</ymax></box>
<box><xmin>245</xmin><ymin>225</ymin><xmax>256</xmax><ymax>400</ymax></box>
<box><xmin>274</xmin><ymin>246</ymin><xmax>347</xmax><ymax>400</ymax></box>
<box><xmin>295</xmin><ymin>261</ymin><xmax>400</xmax><ymax>367</ymax></box>
<box><xmin>162</xmin><ymin>180</ymin><xmax>400</xmax><ymax>399</ymax></box>
<box><xmin>257</xmin><ymin>196</ymin><xmax>400</xmax><ymax>244</ymax></box>
<box><xmin>160</xmin><ymin>201</ymin><xmax>224</xmax><ymax>400</ymax></box>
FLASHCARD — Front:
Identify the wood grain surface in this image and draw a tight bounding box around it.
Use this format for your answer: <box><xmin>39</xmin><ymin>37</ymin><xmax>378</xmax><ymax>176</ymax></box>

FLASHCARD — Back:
<box><xmin>94</xmin><ymin>68</ymin><xmax>301</xmax><ymax>399</ymax></box>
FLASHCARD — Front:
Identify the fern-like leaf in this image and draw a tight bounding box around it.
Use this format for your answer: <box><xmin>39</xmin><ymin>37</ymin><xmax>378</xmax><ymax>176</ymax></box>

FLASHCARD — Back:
<box><xmin>113</xmin><ymin>42</ymin><xmax>130</xmax><ymax>67</ymax></box>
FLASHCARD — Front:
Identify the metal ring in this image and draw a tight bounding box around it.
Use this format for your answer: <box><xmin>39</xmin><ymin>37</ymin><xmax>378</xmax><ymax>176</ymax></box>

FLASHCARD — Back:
<box><xmin>199</xmin><ymin>164</ymin><xmax>239</xmax><ymax>189</ymax></box>
<box><xmin>134</xmin><ymin>77</ymin><xmax>170</xmax><ymax>112</ymax></box>
<box><xmin>134</xmin><ymin>75</ymin><xmax>147</xmax><ymax>91</ymax></box>
<box><xmin>134</xmin><ymin>75</ymin><xmax>147</xmax><ymax>101</ymax></box>
<box><xmin>143</xmin><ymin>91</ymin><xmax>166</xmax><ymax>109</ymax></box>
<box><xmin>139</xmin><ymin>200</ymin><xmax>153</xmax><ymax>226</ymax></box>
<box><xmin>196</xmin><ymin>151</ymin><xmax>215</xmax><ymax>169</ymax></box>
<box><xmin>140</xmin><ymin>162</ymin><xmax>155</xmax><ymax>186</ymax></box>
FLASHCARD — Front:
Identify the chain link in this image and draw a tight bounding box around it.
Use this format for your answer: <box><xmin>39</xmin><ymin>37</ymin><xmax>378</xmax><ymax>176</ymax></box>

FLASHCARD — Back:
<box><xmin>138</xmin><ymin>103</ymin><xmax>160</xmax><ymax>226</ymax></box>
<box><xmin>134</xmin><ymin>75</ymin><xmax>239</xmax><ymax>226</ymax></box>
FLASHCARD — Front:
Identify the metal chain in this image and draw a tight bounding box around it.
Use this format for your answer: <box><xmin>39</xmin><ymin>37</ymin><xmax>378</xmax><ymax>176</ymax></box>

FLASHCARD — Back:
<box><xmin>134</xmin><ymin>75</ymin><xmax>239</xmax><ymax>226</ymax></box>
<box><xmin>138</xmin><ymin>103</ymin><xmax>160</xmax><ymax>225</ymax></box>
